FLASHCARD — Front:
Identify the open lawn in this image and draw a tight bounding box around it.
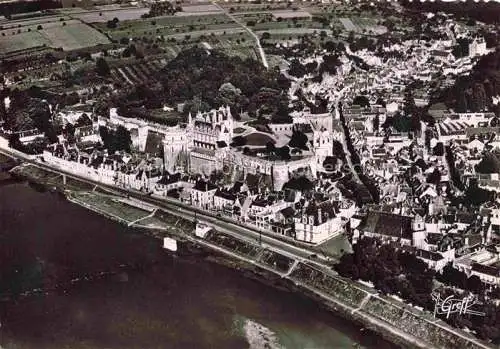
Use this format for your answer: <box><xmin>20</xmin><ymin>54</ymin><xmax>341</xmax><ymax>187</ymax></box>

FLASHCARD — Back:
<box><xmin>71</xmin><ymin>191</ymin><xmax>150</xmax><ymax>223</ymax></box>
<box><xmin>244</xmin><ymin>132</ymin><xmax>276</xmax><ymax>146</ymax></box>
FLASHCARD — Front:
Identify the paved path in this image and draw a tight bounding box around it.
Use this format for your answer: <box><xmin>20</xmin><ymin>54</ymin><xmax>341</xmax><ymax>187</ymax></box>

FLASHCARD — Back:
<box><xmin>128</xmin><ymin>208</ymin><xmax>157</xmax><ymax>227</ymax></box>
<box><xmin>211</xmin><ymin>1</ymin><xmax>269</xmax><ymax>69</ymax></box>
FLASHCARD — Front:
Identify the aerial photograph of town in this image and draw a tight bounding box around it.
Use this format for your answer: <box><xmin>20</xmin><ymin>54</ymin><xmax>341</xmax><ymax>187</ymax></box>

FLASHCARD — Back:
<box><xmin>0</xmin><ymin>0</ymin><xmax>499</xmax><ymax>348</ymax></box>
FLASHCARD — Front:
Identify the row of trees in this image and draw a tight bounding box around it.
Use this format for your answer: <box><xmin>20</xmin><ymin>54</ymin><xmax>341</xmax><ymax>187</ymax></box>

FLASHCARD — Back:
<box><xmin>336</xmin><ymin>237</ymin><xmax>500</xmax><ymax>342</ymax></box>
<box><xmin>336</xmin><ymin>237</ymin><xmax>435</xmax><ymax>308</ymax></box>
<box><xmin>435</xmin><ymin>49</ymin><xmax>500</xmax><ymax>113</ymax></box>
<box><xmin>436</xmin><ymin>263</ymin><xmax>485</xmax><ymax>294</ymax></box>
<box><xmin>0</xmin><ymin>89</ymin><xmax>59</xmax><ymax>144</ymax></box>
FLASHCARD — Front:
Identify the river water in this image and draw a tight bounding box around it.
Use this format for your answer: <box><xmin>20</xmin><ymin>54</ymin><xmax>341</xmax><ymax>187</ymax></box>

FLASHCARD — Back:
<box><xmin>0</xmin><ymin>178</ymin><xmax>398</xmax><ymax>349</ymax></box>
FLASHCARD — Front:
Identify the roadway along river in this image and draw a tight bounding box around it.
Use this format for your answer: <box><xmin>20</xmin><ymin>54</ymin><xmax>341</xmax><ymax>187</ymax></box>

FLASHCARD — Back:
<box><xmin>0</xmin><ymin>176</ymin><xmax>399</xmax><ymax>349</ymax></box>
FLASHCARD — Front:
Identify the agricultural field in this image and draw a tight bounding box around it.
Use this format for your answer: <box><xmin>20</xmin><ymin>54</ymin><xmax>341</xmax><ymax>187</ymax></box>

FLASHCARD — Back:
<box><xmin>338</xmin><ymin>16</ymin><xmax>387</xmax><ymax>34</ymax></box>
<box><xmin>67</xmin><ymin>7</ymin><xmax>150</xmax><ymax>23</ymax></box>
<box><xmin>256</xmin><ymin>28</ymin><xmax>332</xmax><ymax>36</ymax></box>
<box><xmin>271</xmin><ymin>10</ymin><xmax>312</xmax><ymax>20</ymax></box>
<box><xmin>220</xmin><ymin>3</ymin><xmax>288</xmax><ymax>12</ymax></box>
<box><xmin>239</xmin><ymin>15</ymin><xmax>327</xmax><ymax>33</ymax></box>
<box><xmin>40</xmin><ymin>22</ymin><xmax>110</xmax><ymax>51</ymax></box>
<box><xmin>212</xmin><ymin>40</ymin><xmax>258</xmax><ymax>61</ymax></box>
<box><xmin>109</xmin><ymin>58</ymin><xmax>166</xmax><ymax>86</ymax></box>
<box><xmin>0</xmin><ymin>15</ymin><xmax>71</xmax><ymax>30</ymax></box>
<box><xmin>180</xmin><ymin>4</ymin><xmax>221</xmax><ymax>13</ymax></box>
<box><xmin>96</xmin><ymin>13</ymin><xmax>237</xmax><ymax>41</ymax></box>
<box><xmin>0</xmin><ymin>17</ymin><xmax>77</xmax><ymax>34</ymax></box>
<box><xmin>0</xmin><ymin>31</ymin><xmax>50</xmax><ymax>54</ymax></box>
<box><xmin>339</xmin><ymin>17</ymin><xmax>357</xmax><ymax>32</ymax></box>
<box><xmin>0</xmin><ymin>18</ymin><xmax>110</xmax><ymax>55</ymax></box>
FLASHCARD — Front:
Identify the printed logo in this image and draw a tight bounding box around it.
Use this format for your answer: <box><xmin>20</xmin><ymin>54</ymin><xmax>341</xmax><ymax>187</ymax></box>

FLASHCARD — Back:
<box><xmin>432</xmin><ymin>292</ymin><xmax>486</xmax><ymax>319</ymax></box>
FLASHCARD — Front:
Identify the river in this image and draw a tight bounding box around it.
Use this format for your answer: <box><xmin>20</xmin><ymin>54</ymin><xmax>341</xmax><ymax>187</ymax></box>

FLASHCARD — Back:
<box><xmin>0</xmin><ymin>177</ymin><xmax>399</xmax><ymax>349</ymax></box>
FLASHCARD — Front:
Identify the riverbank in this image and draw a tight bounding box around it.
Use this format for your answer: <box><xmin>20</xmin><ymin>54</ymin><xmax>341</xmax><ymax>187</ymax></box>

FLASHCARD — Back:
<box><xmin>5</xmin><ymin>162</ymin><xmax>495</xmax><ymax>349</ymax></box>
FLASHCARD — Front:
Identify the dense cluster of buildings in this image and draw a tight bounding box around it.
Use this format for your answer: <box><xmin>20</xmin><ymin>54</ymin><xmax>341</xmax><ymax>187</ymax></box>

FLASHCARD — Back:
<box><xmin>38</xmin><ymin>103</ymin><xmax>356</xmax><ymax>244</ymax></box>
<box><xmin>340</xmin><ymin>95</ymin><xmax>500</xmax><ymax>288</ymax></box>
<box><xmin>2</xmin><ymin>4</ymin><xmax>499</xmax><ymax>293</ymax></box>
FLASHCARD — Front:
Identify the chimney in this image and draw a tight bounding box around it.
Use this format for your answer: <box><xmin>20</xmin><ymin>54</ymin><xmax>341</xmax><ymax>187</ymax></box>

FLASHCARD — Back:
<box><xmin>205</xmin><ymin>182</ymin><xmax>208</xmax><ymax>192</ymax></box>
<box><xmin>318</xmin><ymin>208</ymin><xmax>322</xmax><ymax>224</ymax></box>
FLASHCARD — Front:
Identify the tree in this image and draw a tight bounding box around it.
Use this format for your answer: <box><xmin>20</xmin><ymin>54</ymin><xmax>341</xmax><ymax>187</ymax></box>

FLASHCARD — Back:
<box><xmin>433</xmin><ymin>142</ymin><xmax>444</xmax><ymax>156</ymax></box>
<box><xmin>284</xmin><ymin>176</ymin><xmax>313</xmax><ymax>191</ymax></box>
<box><xmin>373</xmin><ymin>114</ymin><xmax>380</xmax><ymax>131</ymax></box>
<box><xmin>464</xmin><ymin>181</ymin><xmax>495</xmax><ymax>206</ymax></box>
<box><xmin>467</xmin><ymin>275</ymin><xmax>485</xmax><ymax>294</ymax></box>
<box><xmin>288</xmin><ymin>130</ymin><xmax>308</xmax><ymax>150</ymax></box>
<box><xmin>403</xmin><ymin>90</ymin><xmax>417</xmax><ymax>117</ymax></box>
<box><xmin>427</xmin><ymin>168</ymin><xmax>441</xmax><ymax>186</ymax></box>
<box><xmin>95</xmin><ymin>57</ymin><xmax>110</xmax><ymax>76</ymax></box>
<box><xmin>318</xmin><ymin>54</ymin><xmax>341</xmax><ymax>75</ymax></box>
<box><xmin>288</xmin><ymin>59</ymin><xmax>307</xmax><ymax>78</ymax></box>
<box><xmin>476</xmin><ymin>153</ymin><xmax>500</xmax><ymax>174</ymax></box>
<box><xmin>231</xmin><ymin>135</ymin><xmax>247</xmax><ymax>147</ymax></box>
<box><xmin>115</xmin><ymin>126</ymin><xmax>131</xmax><ymax>152</ymax></box>
<box><xmin>353</xmin><ymin>95</ymin><xmax>370</xmax><ymax>108</ymax></box>
<box><xmin>276</xmin><ymin>146</ymin><xmax>291</xmax><ymax>161</ymax></box>
<box><xmin>8</xmin><ymin>133</ymin><xmax>22</xmax><ymax>150</ymax></box>
<box><xmin>265</xmin><ymin>141</ymin><xmax>275</xmax><ymax>154</ymax></box>
<box><xmin>37</xmin><ymin>24</ymin><xmax>42</xmax><ymax>30</ymax></box>
<box><xmin>322</xmin><ymin>40</ymin><xmax>336</xmax><ymax>52</ymax></box>
<box><xmin>106</xmin><ymin>18</ymin><xmax>119</xmax><ymax>29</ymax></box>
<box><xmin>376</xmin><ymin>97</ymin><xmax>386</xmax><ymax>107</ymax></box>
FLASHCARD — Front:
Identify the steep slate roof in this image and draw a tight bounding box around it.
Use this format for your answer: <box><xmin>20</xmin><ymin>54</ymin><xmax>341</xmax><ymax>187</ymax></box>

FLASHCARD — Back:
<box><xmin>89</xmin><ymin>155</ymin><xmax>104</xmax><ymax>168</ymax></box>
<box><xmin>280</xmin><ymin>206</ymin><xmax>295</xmax><ymax>219</ymax></box>
<box><xmin>471</xmin><ymin>263</ymin><xmax>500</xmax><ymax>277</ymax></box>
<box><xmin>361</xmin><ymin>211</ymin><xmax>413</xmax><ymax>240</ymax></box>
<box><xmin>193</xmin><ymin>180</ymin><xmax>218</xmax><ymax>192</ymax></box>
<box><xmin>214</xmin><ymin>189</ymin><xmax>236</xmax><ymax>201</ymax></box>
<box><xmin>157</xmin><ymin>172</ymin><xmax>181</xmax><ymax>185</ymax></box>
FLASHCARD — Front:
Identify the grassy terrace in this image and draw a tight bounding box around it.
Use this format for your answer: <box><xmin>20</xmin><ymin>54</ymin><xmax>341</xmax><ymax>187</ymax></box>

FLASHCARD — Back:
<box><xmin>364</xmin><ymin>297</ymin><xmax>484</xmax><ymax>349</ymax></box>
<box><xmin>70</xmin><ymin>191</ymin><xmax>149</xmax><ymax>223</ymax></box>
<box><xmin>144</xmin><ymin>209</ymin><xmax>195</xmax><ymax>234</ymax></box>
<box><xmin>204</xmin><ymin>231</ymin><xmax>260</xmax><ymax>258</ymax></box>
<box><xmin>12</xmin><ymin>164</ymin><xmax>59</xmax><ymax>182</ymax></box>
<box><xmin>258</xmin><ymin>249</ymin><xmax>295</xmax><ymax>273</ymax></box>
<box><xmin>290</xmin><ymin>262</ymin><xmax>367</xmax><ymax>307</ymax></box>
